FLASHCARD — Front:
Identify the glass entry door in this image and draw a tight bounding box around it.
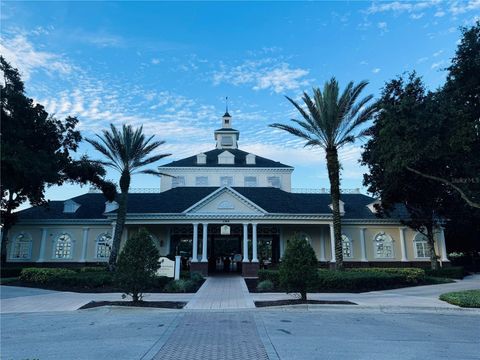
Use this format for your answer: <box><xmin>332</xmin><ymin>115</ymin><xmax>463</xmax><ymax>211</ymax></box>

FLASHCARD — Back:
<box><xmin>210</xmin><ymin>236</ymin><xmax>242</xmax><ymax>273</ymax></box>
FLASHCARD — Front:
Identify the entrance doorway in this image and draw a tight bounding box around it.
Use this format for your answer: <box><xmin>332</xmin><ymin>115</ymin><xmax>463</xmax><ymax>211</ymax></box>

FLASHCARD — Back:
<box><xmin>209</xmin><ymin>236</ymin><xmax>242</xmax><ymax>274</ymax></box>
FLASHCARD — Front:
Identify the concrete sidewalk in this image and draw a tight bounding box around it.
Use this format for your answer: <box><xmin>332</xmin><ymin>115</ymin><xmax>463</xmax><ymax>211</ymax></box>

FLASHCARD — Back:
<box><xmin>0</xmin><ymin>286</ymin><xmax>193</xmax><ymax>313</ymax></box>
<box><xmin>185</xmin><ymin>275</ymin><xmax>255</xmax><ymax>310</ymax></box>
<box><xmin>253</xmin><ymin>274</ymin><xmax>480</xmax><ymax>310</ymax></box>
<box><xmin>1</xmin><ymin>274</ymin><xmax>478</xmax><ymax>314</ymax></box>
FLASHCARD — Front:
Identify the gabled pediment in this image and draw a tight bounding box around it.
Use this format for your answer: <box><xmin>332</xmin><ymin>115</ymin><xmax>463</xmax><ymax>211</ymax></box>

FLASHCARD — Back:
<box><xmin>183</xmin><ymin>187</ymin><xmax>266</xmax><ymax>215</ymax></box>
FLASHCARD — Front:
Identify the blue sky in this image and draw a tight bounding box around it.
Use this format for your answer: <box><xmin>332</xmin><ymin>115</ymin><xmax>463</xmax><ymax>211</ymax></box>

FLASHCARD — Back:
<box><xmin>1</xmin><ymin>1</ymin><xmax>479</xmax><ymax>203</ymax></box>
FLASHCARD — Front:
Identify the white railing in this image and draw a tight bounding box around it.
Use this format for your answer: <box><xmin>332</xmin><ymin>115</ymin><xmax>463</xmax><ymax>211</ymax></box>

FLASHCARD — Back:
<box><xmin>291</xmin><ymin>188</ymin><xmax>361</xmax><ymax>194</ymax></box>
<box><xmin>88</xmin><ymin>187</ymin><xmax>161</xmax><ymax>194</ymax></box>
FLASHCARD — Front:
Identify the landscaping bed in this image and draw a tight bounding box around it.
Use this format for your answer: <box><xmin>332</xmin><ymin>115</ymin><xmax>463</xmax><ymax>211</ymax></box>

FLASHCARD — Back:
<box><xmin>3</xmin><ymin>267</ymin><xmax>204</xmax><ymax>293</ymax></box>
<box><xmin>248</xmin><ymin>267</ymin><xmax>456</xmax><ymax>293</ymax></box>
<box><xmin>79</xmin><ymin>300</ymin><xmax>186</xmax><ymax>310</ymax></box>
<box><xmin>439</xmin><ymin>289</ymin><xmax>480</xmax><ymax>308</ymax></box>
<box><xmin>255</xmin><ymin>299</ymin><xmax>356</xmax><ymax>307</ymax></box>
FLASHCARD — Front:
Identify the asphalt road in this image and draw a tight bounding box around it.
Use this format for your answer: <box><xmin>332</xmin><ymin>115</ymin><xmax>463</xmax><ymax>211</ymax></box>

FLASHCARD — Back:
<box><xmin>1</xmin><ymin>307</ymin><xmax>479</xmax><ymax>360</ymax></box>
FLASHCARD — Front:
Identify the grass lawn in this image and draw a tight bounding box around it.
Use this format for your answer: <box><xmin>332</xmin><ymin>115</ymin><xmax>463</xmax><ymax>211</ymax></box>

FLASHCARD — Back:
<box><xmin>439</xmin><ymin>289</ymin><xmax>480</xmax><ymax>308</ymax></box>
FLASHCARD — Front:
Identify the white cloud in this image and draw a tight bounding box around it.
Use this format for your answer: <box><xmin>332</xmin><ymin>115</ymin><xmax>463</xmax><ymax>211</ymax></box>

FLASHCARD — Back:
<box><xmin>212</xmin><ymin>59</ymin><xmax>311</xmax><ymax>94</ymax></box>
<box><xmin>0</xmin><ymin>34</ymin><xmax>74</xmax><ymax>80</ymax></box>
<box><xmin>372</xmin><ymin>68</ymin><xmax>381</xmax><ymax>74</ymax></box>
<box><xmin>431</xmin><ymin>60</ymin><xmax>445</xmax><ymax>69</ymax></box>
<box><xmin>410</xmin><ymin>12</ymin><xmax>425</xmax><ymax>19</ymax></box>
<box><xmin>449</xmin><ymin>0</ymin><xmax>480</xmax><ymax>15</ymax></box>
<box><xmin>151</xmin><ymin>58</ymin><xmax>160</xmax><ymax>65</ymax></box>
<box><xmin>433</xmin><ymin>49</ymin><xmax>444</xmax><ymax>57</ymax></box>
<box><xmin>417</xmin><ymin>56</ymin><xmax>429</xmax><ymax>63</ymax></box>
<box><xmin>434</xmin><ymin>10</ymin><xmax>446</xmax><ymax>17</ymax></box>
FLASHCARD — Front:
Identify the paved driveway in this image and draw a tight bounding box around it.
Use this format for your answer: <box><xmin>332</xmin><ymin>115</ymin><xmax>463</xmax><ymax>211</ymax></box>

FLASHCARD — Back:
<box><xmin>1</xmin><ymin>307</ymin><xmax>479</xmax><ymax>360</ymax></box>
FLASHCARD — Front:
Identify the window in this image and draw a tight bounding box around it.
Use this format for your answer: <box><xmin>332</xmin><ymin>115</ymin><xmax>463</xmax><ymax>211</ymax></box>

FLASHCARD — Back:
<box><xmin>54</xmin><ymin>233</ymin><xmax>73</xmax><ymax>259</ymax></box>
<box><xmin>414</xmin><ymin>233</ymin><xmax>430</xmax><ymax>258</ymax></box>
<box><xmin>267</xmin><ymin>176</ymin><xmax>281</xmax><ymax>188</ymax></box>
<box><xmin>195</xmin><ymin>176</ymin><xmax>208</xmax><ymax>186</ymax></box>
<box><xmin>224</xmin><ymin>119</ymin><xmax>229</xmax><ymax>125</ymax></box>
<box><xmin>374</xmin><ymin>232</ymin><xmax>394</xmax><ymax>258</ymax></box>
<box><xmin>96</xmin><ymin>233</ymin><xmax>113</xmax><ymax>259</ymax></box>
<box><xmin>244</xmin><ymin>176</ymin><xmax>257</xmax><ymax>187</ymax></box>
<box><xmin>11</xmin><ymin>233</ymin><xmax>32</xmax><ymax>260</ymax></box>
<box><xmin>172</xmin><ymin>176</ymin><xmax>185</xmax><ymax>188</ymax></box>
<box><xmin>221</xmin><ymin>136</ymin><xmax>233</xmax><ymax>146</ymax></box>
<box><xmin>342</xmin><ymin>234</ymin><xmax>353</xmax><ymax>258</ymax></box>
<box><xmin>220</xmin><ymin>176</ymin><xmax>233</xmax><ymax>186</ymax></box>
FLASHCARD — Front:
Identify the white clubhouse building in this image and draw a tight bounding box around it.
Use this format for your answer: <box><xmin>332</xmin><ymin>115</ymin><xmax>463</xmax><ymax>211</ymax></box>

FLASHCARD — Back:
<box><xmin>8</xmin><ymin>112</ymin><xmax>449</xmax><ymax>276</ymax></box>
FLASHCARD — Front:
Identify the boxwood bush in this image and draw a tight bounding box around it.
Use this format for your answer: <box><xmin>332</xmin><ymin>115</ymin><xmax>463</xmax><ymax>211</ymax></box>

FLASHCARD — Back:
<box><xmin>347</xmin><ymin>268</ymin><xmax>425</xmax><ymax>284</ymax></box>
<box><xmin>18</xmin><ymin>267</ymin><xmax>114</xmax><ymax>288</ymax></box>
<box><xmin>425</xmin><ymin>266</ymin><xmax>465</xmax><ymax>279</ymax></box>
<box><xmin>19</xmin><ymin>268</ymin><xmax>77</xmax><ymax>284</ymax></box>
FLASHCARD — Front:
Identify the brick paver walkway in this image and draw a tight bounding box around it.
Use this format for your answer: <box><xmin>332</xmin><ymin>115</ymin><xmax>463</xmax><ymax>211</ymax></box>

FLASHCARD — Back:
<box><xmin>185</xmin><ymin>275</ymin><xmax>255</xmax><ymax>310</ymax></box>
<box><xmin>153</xmin><ymin>312</ymin><xmax>269</xmax><ymax>360</ymax></box>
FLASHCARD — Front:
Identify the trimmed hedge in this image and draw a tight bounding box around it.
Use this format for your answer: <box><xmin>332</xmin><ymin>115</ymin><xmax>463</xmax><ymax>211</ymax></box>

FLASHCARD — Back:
<box><xmin>258</xmin><ymin>267</ymin><xmax>427</xmax><ymax>292</ymax></box>
<box><xmin>425</xmin><ymin>266</ymin><xmax>465</xmax><ymax>279</ymax></box>
<box><xmin>19</xmin><ymin>267</ymin><xmax>114</xmax><ymax>288</ymax></box>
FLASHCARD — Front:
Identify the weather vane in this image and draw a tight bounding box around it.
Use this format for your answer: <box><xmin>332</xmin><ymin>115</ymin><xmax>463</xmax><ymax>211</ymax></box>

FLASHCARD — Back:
<box><xmin>225</xmin><ymin>96</ymin><xmax>229</xmax><ymax>113</ymax></box>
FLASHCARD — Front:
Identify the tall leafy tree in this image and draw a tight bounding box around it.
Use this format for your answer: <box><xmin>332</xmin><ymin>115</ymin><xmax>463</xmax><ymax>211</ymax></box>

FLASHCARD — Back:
<box><xmin>361</xmin><ymin>74</ymin><xmax>447</xmax><ymax>270</ymax></box>
<box><xmin>87</xmin><ymin>124</ymin><xmax>170</xmax><ymax>270</ymax></box>
<box><xmin>0</xmin><ymin>56</ymin><xmax>115</xmax><ymax>263</ymax></box>
<box><xmin>271</xmin><ymin>78</ymin><xmax>377</xmax><ymax>270</ymax></box>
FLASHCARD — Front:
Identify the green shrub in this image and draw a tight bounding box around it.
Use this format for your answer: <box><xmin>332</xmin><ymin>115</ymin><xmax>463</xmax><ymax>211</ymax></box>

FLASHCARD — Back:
<box><xmin>19</xmin><ymin>268</ymin><xmax>76</xmax><ymax>284</ymax></box>
<box><xmin>152</xmin><ymin>276</ymin><xmax>171</xmax><ymax>290</ymax></box>
<box><xmin>347</xmin><ymin>268</ymin><xmax>425</xmax><ymax>284</ymax></box>
<box><xmin>257</xmin><ymin>280</ymin><xmax>274</xmax><ymax>292</ymax></box>
<box><xmin>440</xmin><ymin>290</ymin><xmax>480</xmax><ymax>308</ymax></box>
<box><xmin>0</xmin><ymin>267</ymin><xmax>24</xmax><ymax>278</ymax></box>
<box><xmin>425</xmin><ymin>266</ymin><xmax>465</xmax><ymax>279</ymax></box>
<box><xmin>258</xmin><ymin>269</ymin><xmax>280</xmax><ymax>288</ymax></box>
<box><xmin>190</xmin><ymin>271</ymin><xmax>204</xmax><ymax>284</ymax></box>
<box><xmin>165</xmin><ymin>279</ymin><xmax>197</xmax><ymax>293</ymax></box>
<box><xmin>115</xmin><ymin>228</ymin><xmax>160</xmax><ymax>303</ymax></box>
<box><xmin>279</xmin><ymin>235</ymin><xmax>318</xmax><ymax>300</ymax></box>
<box><xmin>317</xmin><ymin>269</ymin><xmax>405</xmax><ymax>292</ymax></box>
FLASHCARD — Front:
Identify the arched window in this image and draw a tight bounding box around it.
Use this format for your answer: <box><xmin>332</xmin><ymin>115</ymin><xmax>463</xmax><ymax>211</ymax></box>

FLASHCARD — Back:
<box><xmin>414</xmin><ymin>232</ymin><xmax>429</xmax><ymax>258</ymax></box>
<box><xmin>54</xmin><ymin>233</ymin><xmax>73</xmax><ymax>259</ymax></box>
<box><xmin>342</xmin><ymin>234</ymin><xmax>353</xmax><ymax>258</ymax></box>
<box><xmin>374</xmin><ymin>232</ymin><xmax>394</xmax><ymax>258</ymax></box>
<box><xmin>96</xmin><ymin>233</ymin><xmax>112</xmax><ymax>259</ymax></box>
<box><xmin>11</xmin><ymin>232</ymin><xmax>32</xmax><ymax>260</ymax></box>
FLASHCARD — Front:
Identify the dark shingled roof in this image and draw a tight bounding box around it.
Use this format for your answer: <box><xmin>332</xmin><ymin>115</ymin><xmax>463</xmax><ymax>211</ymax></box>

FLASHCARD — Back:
<box><xmin>161</xmin><ymin>149</ymin><xmax>293</xmax><ymax>168</ymax></box>
<box><xmin>161</xmin><ymin>149</ymin><xmax>291</xmax><ymax>168</ymax></box>
<box><xmin>214</xmin><ymin>128</ymin><xmax>239</xmax><ymax>132</ymax></box>
<box><xmin>16</xmin><ymin>187</ymin><xmax>408</xmax><ymax>221</ymax></box>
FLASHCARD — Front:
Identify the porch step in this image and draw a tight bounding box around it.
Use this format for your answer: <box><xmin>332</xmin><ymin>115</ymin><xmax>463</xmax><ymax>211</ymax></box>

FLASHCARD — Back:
<box><xmin>185</xmin><ymin>275</ymin><xmax>255</xmax><ymax>310</ymax></box>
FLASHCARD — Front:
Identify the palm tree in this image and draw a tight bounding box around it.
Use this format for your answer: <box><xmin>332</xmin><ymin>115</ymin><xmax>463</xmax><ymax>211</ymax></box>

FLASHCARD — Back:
<box><xmin>87</xmin><ymin>124</ymin><xmax>171</xmax><ymax>270</ymax></box>
<box><xmin>270</xmin><ymin>78</ymin><xmax>377</xmax><ymax>270</ymax></box>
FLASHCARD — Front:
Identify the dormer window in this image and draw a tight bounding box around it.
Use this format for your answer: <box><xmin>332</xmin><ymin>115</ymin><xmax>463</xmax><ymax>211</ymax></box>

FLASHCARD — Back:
<box><xmin>196</xmin><ymin>153</ymin><xmax>206</xmax><ymax>164</ymax></box>
<box><xmin>329</xmin><ymin>200</ymin><xmax>345</xmax><ymax>215</ymax></box>
<box><xmin>105</xmin><ymin>201</ymin><xmax>119</xmax><ymax>213</ymax></box>
<box><xmin>246</xmin><ymin>153</ymin><xmax>256</xmax><ymax>165</ymax></box>
<box><xmin>63</xmin><ymin>200</ymin><xmax>80</xmax><ymax>213</ymax></box>
<box><xmin>218</xmin><ymin>151</ymin><xmax>234</xmax><ymax>164</ymax></box>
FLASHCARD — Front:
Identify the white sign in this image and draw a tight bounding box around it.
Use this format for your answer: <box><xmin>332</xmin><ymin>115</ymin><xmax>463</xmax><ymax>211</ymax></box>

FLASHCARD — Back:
<box><xmin>221</xmin><ymin>225</ymin><xmax>231</xmax><ymax>235</ymax></box>
<box><xmin>157</xmin><ymin>257</ymin><xmax>175</xmax><ymax>278</ymax></box>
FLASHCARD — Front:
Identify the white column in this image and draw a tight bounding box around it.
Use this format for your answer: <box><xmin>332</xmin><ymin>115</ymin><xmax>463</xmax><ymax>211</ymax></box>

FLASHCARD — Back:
<box><xmin>80</xmin><ymin>227</ymin><xmax>89</xmax><ymax>262</ymax></box>
<box><xmin>111</xmin><ymin>223</ymin><xmax>116</xmax><ymax>240</ymax></box>
<box><xmin>192</xmin><ymin>223</ymin><xmax>199</xmax><ymax>262</ymax></box>
<box><xmin>329</xmin><ymin>223</ymin><xmax>336</xmax><ymax>262</ymax></box>
<box><xmin>37</xmin><ymin>228</ymin><xmax>48</xmax><ymax>262</ymax></box>
<box><xmin>174</xmin><ymin>255</ymin><xmax>181</xmax><ymax>280</ymax></box>
<box><xmin>252</xmin><ymin>223</ymin><xmax>258</xmax><ymax>262</ymax></box>
<box><xmin>438</xmin><ymin>227</ymin><xmax>449</xmax><ymax>262</ymax></box>
<box><xmin>201</xmin><ymin>223</ymin><xmax>208</xmax><ymax>262</ymax></box>
<box><xmin>360</xmin><ymin>227</ymin><xmax>367</xmax><ymax>262</ymax></box>
<box><xmin>399</xmin><ymin>227</ymin><xmax>408</xmax><ymax>262</ymax></box>
<box><xmin>243</xmin><ymin>223</ymin><xmax>249</xmax><ymax>262</ymax></box>
<box><xmin>319</xmin><ymin>227</ymin><xmax>326</xmax><ymax>261</ymax></box>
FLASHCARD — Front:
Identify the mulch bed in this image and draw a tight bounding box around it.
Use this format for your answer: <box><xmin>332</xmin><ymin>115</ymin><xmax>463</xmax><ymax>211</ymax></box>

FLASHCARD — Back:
<box><xmin>255</xmin><ymin>299</ymin><xmax>357</xmax><ymax>307</ymax></box>
<box><xmin>79</xmin><ymin>300</ymin><xmax>187</xmax><ymax>310</ymax></box>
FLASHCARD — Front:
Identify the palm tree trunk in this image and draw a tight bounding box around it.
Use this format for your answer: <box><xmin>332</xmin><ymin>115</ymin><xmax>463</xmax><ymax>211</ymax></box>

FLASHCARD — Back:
<box><xmin>108</xmin><ymin>170</ymin><xmax>130</xmax><ymax>271</ymax></box>
<box><xmin>426</xmin><ymin>223</ymin><xmax>439</xmax><ymax>271</ymax></box>
<box><xmin>326</xmin><ymin>147</ymin><xmax>344</xmax><ymax>271</ymax></box>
